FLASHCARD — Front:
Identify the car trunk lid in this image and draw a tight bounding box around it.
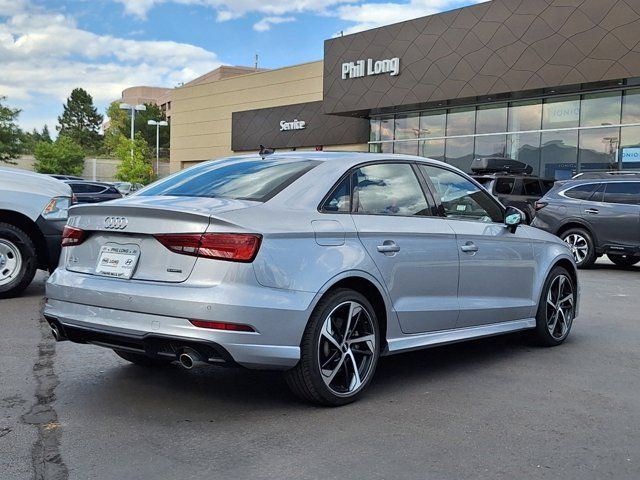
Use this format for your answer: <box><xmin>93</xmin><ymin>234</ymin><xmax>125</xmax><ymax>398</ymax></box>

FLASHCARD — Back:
<box><xmin>63</xmin><ymin>196</ymin><xmax>259</xmax><ymax>282</ymax></box>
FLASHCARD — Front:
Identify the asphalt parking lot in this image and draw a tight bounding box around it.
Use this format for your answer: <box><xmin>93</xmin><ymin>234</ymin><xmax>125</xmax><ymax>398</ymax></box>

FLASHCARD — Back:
<box><xmin>2</xmin><ymin>262</ymin><xmax>639</xmax><ymax>480</ymax></box>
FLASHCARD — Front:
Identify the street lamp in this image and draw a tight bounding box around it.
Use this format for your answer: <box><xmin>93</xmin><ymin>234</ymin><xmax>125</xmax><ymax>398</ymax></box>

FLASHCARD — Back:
<box><xmin>148</xmin><ymin>120</ymin><xmax>169</xmax><ymax>175</ymax></box>
<box><xmin>119</xmin><ymin>103</ymin><xmax>146</xmax><ymax>159</ymax></box>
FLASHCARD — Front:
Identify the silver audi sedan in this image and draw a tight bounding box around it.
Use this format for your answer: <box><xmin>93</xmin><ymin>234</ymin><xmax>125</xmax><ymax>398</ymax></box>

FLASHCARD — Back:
<box><xmin>44</xmin><ymin>152</ymin><xmax>578</xmax><ymax>406</ymax></box>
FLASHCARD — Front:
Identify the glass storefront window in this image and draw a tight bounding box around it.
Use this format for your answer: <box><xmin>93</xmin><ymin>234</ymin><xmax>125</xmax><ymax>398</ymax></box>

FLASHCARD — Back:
<box><xmin>507</xmin><ymin>132</ymin><xmax>541</xmax><ymax>175</ymax></box>
<box><xmin>445</xmin><ymin>137</ymin><xmax>475</xmax><ymax>171</ymax></box>
<box><xmin>419</xmin><ymin>139</ymin><xmax>445</xmax><ymax>160</ymax></box>
<box><xmin>619</xmin><ymin>125</ymin><xmax>640</xmax><ymax>169</ymax></box>
<box><xmin>394</xmin><ymin>141</ymin><xmax>419</xmax><ymax>155</ymax></box>
<box><xmin>475</xmin><ymin>134</ymin><xmax>507</xmax><ymax>158</ymax></box>
<box><xmin>541</xmin><ymin>130</ymin><xmax>578</xmax><ymax>180</ymax></box>
<box><xmin>380</xmin><ymin>117</ymin><xmax>394</xmax><ymax>153</ymax></box>
<box><xmin>622</xmin><ymin>88</ymin><xmax>640</xmax><ymax>124</ymax></box>
<box><xmin>578</xmin><ymin>127</ymin><xmax>620</xmax><ymax>171</ymax></box>
<box><xmin>394</xmin><ymin>114</ymin><xmax>420</xmax><ymax>140</ymax></box>
<box><xmin>580</xmin><ymin>92</ymin><xmax>621</xmax><ymax>127</ymax></box>
<box><xmin>476</xmin><ymin>104</ymin><xmax>507</xmax><ymax>134</ymax></box>
<box><xmin>543</xmin><ymin>96</ymin><xmax>580</xmax><ymax>129</ymax></box>
<box><xmin>419</xmin><ymin>109</ymin><xmax>446</xmax><ymax>138</ymax></box>
<box><xmin>447</xmin><ymin>107</ymin><xmax>475</xmax><ymax>135</ymax></box>
<box><xmin>509</xmin><ymin>100</ymin><xmax>542</xmax><ymax>132</ymax></box>
<box><xmin>370</xmin><ymin>118</ymin><xmax>381</xmax><ymax>142</ymax></box>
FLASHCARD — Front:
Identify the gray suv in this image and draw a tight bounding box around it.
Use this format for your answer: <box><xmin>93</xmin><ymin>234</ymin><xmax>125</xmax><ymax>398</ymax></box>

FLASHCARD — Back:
<box><xmin>0</xmin><ymin>167</ymin><xmax>72</xmax><ymax>297</ymax></box>
<box><xmin>532</xmin><ymin>178</ymin><xmax>640</xmax><ymax>268</ymax></box>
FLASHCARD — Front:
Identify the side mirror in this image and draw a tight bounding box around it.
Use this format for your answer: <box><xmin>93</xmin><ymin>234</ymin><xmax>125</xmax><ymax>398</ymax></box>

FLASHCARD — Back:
<box><xmin>504</xmin><ymin>206</ymin><xmax>524</xmax><ymax>233</ymax></box>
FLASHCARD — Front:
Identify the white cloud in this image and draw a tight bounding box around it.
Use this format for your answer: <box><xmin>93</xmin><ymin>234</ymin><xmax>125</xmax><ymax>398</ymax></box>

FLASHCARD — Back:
<box><xmin>253</xmin><ymin>16</ymin><xmax>295</xmax><ymax>32</ymax></box>
<box><xmin>0</xmin><ymin>1</ymin><xmax>222</xmax><ymax>129</ymax></box>
<box><xmin>114</xmin><ymin>0</ymin><xmax>357</xmax><ymax>21</ymax></box>
<box><xmin>335</xmin><ymin>0</ymin><xmax>487</xmax><ymax>35</ymax></box>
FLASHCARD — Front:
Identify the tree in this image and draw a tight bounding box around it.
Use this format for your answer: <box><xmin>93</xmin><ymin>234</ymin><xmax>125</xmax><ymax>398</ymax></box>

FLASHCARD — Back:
<box><xmin>0</xmin><ymin>96</ymin><xmax>23</xmax><ymax>164</ymax></box>
<box><xmin>103</xmin><ymin>101</ymin><xmax>128</xmax><ymax>155</ymax></box>
<box><xmin>57</xmin><ymin>88</ymin><xmax>103</xmax><ymax>152</ymax></box>
<box><xmin>103</xmin><ymin>101</ymin><xmax>169</xmax><ymax>155</ymax></box>
<box><xmin>33</xmin><ymin>136</ymin><xmax>85</xmax><ymax>175</ymax></box>
<box><xmin>41</xmin><ymin>125</ymin><xmax>52</xmax><ymax>143</ymax></box>
<box><xmin>114</xmin><ymin>133</ymin><xmax>154</xmax><ymax>184</ymax></box>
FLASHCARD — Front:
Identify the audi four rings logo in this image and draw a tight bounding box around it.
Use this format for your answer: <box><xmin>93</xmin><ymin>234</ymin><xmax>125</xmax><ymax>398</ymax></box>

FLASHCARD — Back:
<box><xmin>104</xmin><ymin>216</ymin><xmax>128</xmax><ymax>230</ymax></box>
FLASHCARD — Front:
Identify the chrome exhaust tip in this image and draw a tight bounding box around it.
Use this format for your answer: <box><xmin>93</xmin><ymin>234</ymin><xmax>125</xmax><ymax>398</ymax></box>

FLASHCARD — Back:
<box><xmin>179</xmin><ymin>348</ymin><xmax>201</xmax><ymax>369</ymax></box>
<box><xmin>50</xmin><ymin>323</ymin><xmax>66</xmax><ymax>342</ymax></box>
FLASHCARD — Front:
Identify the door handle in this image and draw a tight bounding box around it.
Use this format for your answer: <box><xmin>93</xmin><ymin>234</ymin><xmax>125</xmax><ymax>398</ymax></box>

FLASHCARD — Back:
<box><xmin>377</xmin><ymin>241</ymin><xmax>400</xmax><ymax>254</ymax></box>
<box><xmin>584</xmin><ymin>208</ymin><xmax>599</xmax><ymax>214</ymax></box>
<box><xmin>460</xmin><ymin>241</ymin><xmax>479</xmax><ymax>253</ymax></box>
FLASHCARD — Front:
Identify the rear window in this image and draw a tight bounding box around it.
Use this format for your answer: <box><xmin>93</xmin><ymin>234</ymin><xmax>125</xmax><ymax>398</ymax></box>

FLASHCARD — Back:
<box><xmin>140</xmin><ymin>159</ymin><xmax>319</xmax><ymax>201</ymax></box>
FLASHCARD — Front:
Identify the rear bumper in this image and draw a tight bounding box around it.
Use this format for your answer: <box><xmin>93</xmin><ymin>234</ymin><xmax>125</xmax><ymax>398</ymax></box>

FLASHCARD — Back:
<box><xmin>45</xmin><ymin>268</ymin><xmax>317</xmax><ymax>369</ymax></box>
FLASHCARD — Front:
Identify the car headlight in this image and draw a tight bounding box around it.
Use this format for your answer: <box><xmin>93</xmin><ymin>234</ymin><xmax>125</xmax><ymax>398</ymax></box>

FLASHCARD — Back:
<box><xmin>41</xmin><ymin>196</ymin><xmax>71</xmax><ymax>220</ymax></box>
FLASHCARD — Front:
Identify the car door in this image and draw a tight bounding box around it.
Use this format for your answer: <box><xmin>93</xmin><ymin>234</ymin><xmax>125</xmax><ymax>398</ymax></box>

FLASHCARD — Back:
<box><xmin>580</xmin><ymin>181</ymin><xmax>640</xmax><ymax>248</ymax></box>
<box><xmin>348</xmin><ymin>162</ymin><xmax>460</xmax><ymax>334</ymax></box>
<box><xmin>418</xmin><ymin>164</ymin><xmax>537</xmax><ymax>328</ymax></box>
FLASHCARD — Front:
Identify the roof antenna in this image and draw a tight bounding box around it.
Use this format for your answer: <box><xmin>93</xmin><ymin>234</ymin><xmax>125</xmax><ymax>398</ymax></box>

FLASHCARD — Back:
<box><xmin>259</xmin><ymin>145</ymin><xmax>274</xmax><ymax>158</ymax></box>
<box><xmin>254</xmin><ymin>53</ymin><xmax>259</xmax><ymax>71</ymax></box>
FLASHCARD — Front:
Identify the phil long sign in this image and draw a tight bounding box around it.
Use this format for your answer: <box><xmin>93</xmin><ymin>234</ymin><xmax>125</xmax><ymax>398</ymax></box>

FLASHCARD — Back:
<box><xmin>341</xmin><ymin>58</ymin><xmax>400</xmax><ymax>80</ymax></box>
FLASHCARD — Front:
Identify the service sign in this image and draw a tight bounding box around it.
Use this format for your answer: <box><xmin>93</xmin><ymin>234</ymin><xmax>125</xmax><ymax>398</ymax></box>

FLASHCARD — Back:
<box><xmin>280</xmin><ymin>119</ymin><xmax>306</xmax><ymax>131</ymax></box>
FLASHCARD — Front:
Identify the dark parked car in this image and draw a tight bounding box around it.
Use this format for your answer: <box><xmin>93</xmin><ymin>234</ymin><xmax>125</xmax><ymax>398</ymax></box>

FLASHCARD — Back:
<box><xmin>532</xmin><ymin>178</ymin><xmax>640</xmax><ymax>268</ymax></box>
<box><xmin>49</xmin><ymin>174</ymin><xmax>84</xmax><ymax>181</ymax></box>
<box><xmin>65</xmin><ymin>181</ymin><xmax>122</xmax><ymax>204</ymax></box>
<box><xmin>471</xmin><ymin>158</ymin><xmax>554</xmax><ymax>223</ymax></box>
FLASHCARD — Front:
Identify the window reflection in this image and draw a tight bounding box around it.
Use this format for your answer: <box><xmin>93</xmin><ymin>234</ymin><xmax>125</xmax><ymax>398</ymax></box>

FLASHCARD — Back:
<box><xmin>394</xmin><ymin>114</ymin><xmax>420</xmax><ymax>140</ymax></box>
<box><xmin>419</xmin><ymin>109</ymin><xmax>446</xmax><ymax>138</ymax></box>
<box><xmin>445</xmin><ymin>137</ymin><xmax>475</xmax><ymax>171</ymax></box>
<box><xmin>509</xmin><ymin>100</ymin><xmax>542</xmax><ymax>131</ymax></box>
<box><xmin>507</xmin><ymin>132</ymin><xmax>541</xmax><ymax>175</ymax></box>
<box><xmin>543</xmin><ymin>96</ymin><xmax>580</xmax><ymax>129</ymax></box>
<box><xmin>541</xmin><ymin>130</ymin><xmax>578</xmax><ymax>180</ymax></box>
<box><xmin>447</xmin><ymin>107</ymin><xmax>475</xmax><ymax>135</ymax></box>
<box><xmin>581</xmin><ymin>92</ymin><xmax>621</xmax><ymax>127</ymax></box>
<box><xmin>476</xmin><ymin>104</ymin><xmax>507</xmax><ymax>134</ymax></box>
<box><xmin>419</xmin><ymin>139</ymin><xmax>445</xmax><ymax>160</ymax></box>
<box><xmin>475</xmin><ymin>134</ymin><xmax>507</xmax><ymax>158</ymax></box>
<box><xmin>578</xmin><ymin>128</ymin><xmax>620</xmax><ymax>171</ymax></box>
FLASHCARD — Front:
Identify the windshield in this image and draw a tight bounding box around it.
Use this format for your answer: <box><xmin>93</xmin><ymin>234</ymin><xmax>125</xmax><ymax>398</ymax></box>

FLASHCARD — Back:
<box><xmin>139</xmin><ymin>158</ymin><xmax>319</xmax><ymax>201</ymax></box>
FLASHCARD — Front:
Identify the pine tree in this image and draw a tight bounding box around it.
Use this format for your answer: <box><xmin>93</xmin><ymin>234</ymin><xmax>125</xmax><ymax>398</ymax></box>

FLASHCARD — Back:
<box><xmin>0</xmin><ymin>96</ymin><xmax>23</xmax><ymax>164</ymax></box>
<box><xmin>41</xmin><ymin>124</ymin><xmax>52</xmax><ymax>143</ymax></box>
<box><xmin>57</xmin><ymin>88</ymin><xmax>103</xmax><ymax>152</ymax></box>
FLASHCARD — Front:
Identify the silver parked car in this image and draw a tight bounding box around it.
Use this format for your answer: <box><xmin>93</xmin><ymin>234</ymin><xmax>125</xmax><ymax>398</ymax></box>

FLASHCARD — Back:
<box><xmin>44</xmin><ymin>153</ymin><xmax>579</xmax><ymax>405</ymax></box>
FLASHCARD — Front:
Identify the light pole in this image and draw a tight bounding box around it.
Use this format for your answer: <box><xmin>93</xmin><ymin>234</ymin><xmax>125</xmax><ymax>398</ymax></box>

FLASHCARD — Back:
<box><xmin>147</xmin><ymin>120</ymin><xmax>169</xmax><ymax>175</ymax></box>
<box><xmin>119</xmin><ymin>103</ymin><xmax>146</xmax><ymax>159</ymax></box>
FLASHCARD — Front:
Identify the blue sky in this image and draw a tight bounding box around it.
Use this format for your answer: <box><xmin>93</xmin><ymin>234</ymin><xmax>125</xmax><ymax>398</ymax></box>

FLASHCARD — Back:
<box><xmin>0</xmin><ymin>0</ymin><xmax>481</xmax><ymax>133</ymax></box>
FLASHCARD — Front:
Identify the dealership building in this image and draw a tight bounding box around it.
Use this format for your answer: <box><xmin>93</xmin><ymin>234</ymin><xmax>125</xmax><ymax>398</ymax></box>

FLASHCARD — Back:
<box><xmin>169</xmin><ymin>0</ymin><xmax>640</xmax><ymax>179</ymax></box>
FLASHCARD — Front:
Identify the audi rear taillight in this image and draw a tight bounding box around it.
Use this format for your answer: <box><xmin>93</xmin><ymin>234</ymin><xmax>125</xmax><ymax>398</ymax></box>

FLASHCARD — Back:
<box><xmin>535</xmin><ymin>201</ymin><xmax>548</xmax><ymax>211</ymax></box>
<box><xmin>61</xmin><ymin>226</ymin><xmax>87</xmax><ymax>247</ymax></box>
<box><xmin>189</xmin><ymin>319</ymin><xmax>255</xmax><ymax>332</ymax></box>
<box><xmin>154</xmin><ymin>233</ymin><xmax>262</xmax><ymax>262</ymax></box>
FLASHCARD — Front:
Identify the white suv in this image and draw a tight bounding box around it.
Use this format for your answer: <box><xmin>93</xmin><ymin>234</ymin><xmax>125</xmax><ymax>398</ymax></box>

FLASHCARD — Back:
<box><xmin>0</xmin><ymin>167</ymin><xmax>72</xmax><ymax>298</ymax></box>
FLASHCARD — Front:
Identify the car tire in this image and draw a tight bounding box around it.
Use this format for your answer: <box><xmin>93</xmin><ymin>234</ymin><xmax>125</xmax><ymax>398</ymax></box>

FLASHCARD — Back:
<box><xmin>113</xmin><ymin>350</ymin><xmax>173</xmax><ymax>367</ymax></box>
<box><xmin>532</xmin><ymin>266</ymin><xmax>576</xmax><ymax>347</ymax></box>
<box><xmin>561</xmin><ymin>228</ymin><xmax>596</xmax><ymax>269</ymax></box>
<box><xmin>607</xmin><ymin>254</ymin><xmax>640</xmax><ymax>267</ymax></box>
<box><xmin>0</xmin><ymin>222</ymin><xmax>38</xmax><ymax>299</ymax></box>
<box><xmin>285</xmin><ymin>288</ymin><xmax>380</xmax><ymax>406</ymax></box>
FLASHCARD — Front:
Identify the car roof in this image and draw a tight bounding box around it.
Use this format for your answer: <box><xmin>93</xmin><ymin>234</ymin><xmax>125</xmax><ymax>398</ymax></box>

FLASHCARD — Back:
<box><xmin>559</xmin><ymin>177</ymin><xmax>640</xmax><ymax>187</ymax></box>
<box><xmin>199</xmin><ymin>151</ymin><xmax>455</xmax><ymax>171</ymax></box>
<box><xmin>65</xmin><ymin>180</ymin><xmax>112</xmax><ymax>186</ymax></box>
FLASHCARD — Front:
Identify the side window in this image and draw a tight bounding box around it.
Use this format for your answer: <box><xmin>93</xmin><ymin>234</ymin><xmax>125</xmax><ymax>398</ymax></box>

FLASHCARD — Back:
<box><xmin>564</xmin><ymin>184</ymin><xmax>597</xmax><ymax>200</ymax></box>
<box><xmin>420</xmin><ymin>165</ymin><xmax>504</xmax><ymax>223</ymax></box>
<box><xmin>522</xmin><ymin>178</ymin><xmax>542</xmax><ymax>196</ymax></box>
<box><xmin>494</xmin><ymin>178</ymin><xmax>515</xmax><ymax>195</ymax></box>
<box><xmin>321</xmin><ymin>175</ymin><xmax>351</xmax><ymax>213</ymax></box>
<box><xmin>353</xmin><ymin>163</ymin><xmax>430</xmax><ymax>216</ymax></box>
<box><xmin>603</xmin><ymin>182</ymin><xmax>640</xmax><ymax>205</ymax></box>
